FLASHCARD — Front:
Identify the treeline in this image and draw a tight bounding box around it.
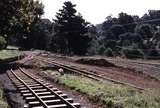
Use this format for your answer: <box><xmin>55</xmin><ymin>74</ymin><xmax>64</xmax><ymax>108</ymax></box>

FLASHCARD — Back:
<box><xmin>1</xmin><ymin>0</ymin><xmax>160</xmax><ymax>58</ymax></box>
<box><xmin>92</xmin><ymin>11</ymin><xmax>160</xmax><ymax>59</ymax></box>
<box><xmin>0</xmin><ymin>0</ymin><xmax>91</xmax><ymax>55</ymax></box>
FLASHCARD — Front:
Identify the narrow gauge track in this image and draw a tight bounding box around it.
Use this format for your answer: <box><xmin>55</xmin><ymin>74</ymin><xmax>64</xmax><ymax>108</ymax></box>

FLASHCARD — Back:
<box><xmin>35</xmin><ymin>57</ymin><xmax>146</xmax><ymax>91</ymax></box>
<box><xmin>8</xmin><ymin>67</ymin><xmax>81</xmax><ymax>108</ymax></box>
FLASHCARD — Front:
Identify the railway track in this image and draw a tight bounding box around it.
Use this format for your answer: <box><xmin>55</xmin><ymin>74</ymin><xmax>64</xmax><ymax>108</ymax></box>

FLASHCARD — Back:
<box><xmin>8</xmin><ymin>67</ymin><xmax>81</xmax><ymax>108</ymax></box>
<box><xmin>36</xmin><ymin>53</ymin><xmax>160</xmax><ymax>80</ymax></box>
<box><xmin>35</xmin><ymin>56</ymin><xmax>146</xmax><ymax>91</ymax></box>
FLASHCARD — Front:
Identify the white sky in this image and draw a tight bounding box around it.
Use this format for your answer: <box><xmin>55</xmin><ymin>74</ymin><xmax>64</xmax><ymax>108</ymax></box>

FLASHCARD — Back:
<box><xmin>40</xmin><ymin>0</ymin><xmax>160</xmax><ymax>25</ymax></box>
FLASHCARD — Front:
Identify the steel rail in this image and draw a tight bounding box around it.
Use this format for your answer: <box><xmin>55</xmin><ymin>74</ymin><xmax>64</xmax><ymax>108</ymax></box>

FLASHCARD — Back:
<box><xmin>19</xmin><ymin>67</ymin><xmax>77</xmax><ymax>108</ymax></box>
<box><xmin>35</xmin><ymin>57</ymin><xmax>146</xmax><ymax>91</ymax></box>
<box><xmin>10</xmin><ymin>69</ymin><xmax>49</xmax><ymax>108</ymax></box>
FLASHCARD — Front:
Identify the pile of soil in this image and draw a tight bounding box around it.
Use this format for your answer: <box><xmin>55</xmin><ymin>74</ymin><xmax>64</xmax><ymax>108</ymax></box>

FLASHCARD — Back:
<box><xmin>76</xmin><ymin>58</ymin><xmax>115</xmax><ymax>67</ymax></box>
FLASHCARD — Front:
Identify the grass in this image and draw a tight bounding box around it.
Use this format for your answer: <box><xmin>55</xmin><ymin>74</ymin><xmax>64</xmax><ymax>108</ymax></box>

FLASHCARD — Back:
<box><xmin>57</xmin><ymin>74</ymin><xmax>160</xmax><ymax>108</ymax></box>
<box><xmin>0</xmin><ymin>88</ymin><xmax>8</xmax><ymax>108</ymax></box>
<box><xmin>0</xmin><ymin>49</ymin><xmax>22</xmax><ymax>60</ymax></box>
<box><xmin>6</xmin><ymin>46</ymin><xmax>19</xmax><ymax>50</ymax></box>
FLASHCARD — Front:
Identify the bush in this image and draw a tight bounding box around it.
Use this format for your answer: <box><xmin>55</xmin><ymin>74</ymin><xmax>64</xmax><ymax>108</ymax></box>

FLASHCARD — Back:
<box><xmin>147</xmin><ymin>49</ymin><xmax>160</xmax><ymax>59</ymax></box>
<box><xmin>0</xmin><ymin>36</ymin><xmax>7</xmax><ymax>50</ymax></box>
<box><xmin>87</xmin><ymin>39</ymin><xmax>100</xmax><ymax>55</ymax></box>
<box><xmin>104</xmin><ymin>48</ymin><xmax>114</xmax><ymax>57</ymax></box>
<box><xmin>98</xmin><ymin>45</ymin><xmax>106</xmax><ymax>55</ymax></box>
<box><xmin>121</xmin><ymin>48</ymin><xmax>144</xmax><ymax>59</ymax></box>
<box><xmin>104</xmin><ymin>40</ymin><xmax>117</xmax><ymax>50</ymax></box>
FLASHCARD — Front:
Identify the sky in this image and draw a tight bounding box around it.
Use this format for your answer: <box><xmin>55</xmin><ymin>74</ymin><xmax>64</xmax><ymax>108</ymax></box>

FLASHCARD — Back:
<box><xmin>40</xmin><ymin>0</ymin><xmax>160</xmax><ymax>25</ymax></box>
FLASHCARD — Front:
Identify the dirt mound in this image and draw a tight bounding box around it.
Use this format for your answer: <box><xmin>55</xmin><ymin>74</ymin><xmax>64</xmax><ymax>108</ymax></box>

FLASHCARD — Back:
<box><xmin>76</xmin><ymin>58</ymin><xmax>115</xmax><ymax>67</ymax></box>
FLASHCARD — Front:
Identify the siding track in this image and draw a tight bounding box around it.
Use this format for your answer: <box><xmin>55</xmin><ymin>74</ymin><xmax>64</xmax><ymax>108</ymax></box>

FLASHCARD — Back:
<box><xmin>35</xmin><ymin>57</ymin><xmax>146</xmax><ymax>91</ymax></box>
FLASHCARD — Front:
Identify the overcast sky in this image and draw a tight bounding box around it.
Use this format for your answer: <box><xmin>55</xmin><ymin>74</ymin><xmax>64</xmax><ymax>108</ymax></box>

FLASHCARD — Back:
<box><xmin>40</xmin><ymin>0</ymin><xmax>160</xmax><ymax>25</ymax></box>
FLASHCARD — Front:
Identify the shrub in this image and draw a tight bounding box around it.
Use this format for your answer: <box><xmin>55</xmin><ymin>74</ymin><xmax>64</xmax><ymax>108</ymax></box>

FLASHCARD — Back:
<box><xmin>98</xmin><ymin>45</ymin><xmax>106</xmax><ymax>55</ymax></box>
<box><xmin>104</xmin><ymin>48</ymin><xmax>114</xmax><ymax>57</ymax></box>
<box><xmin>147</xmin><ymin>49</ymin><xmax>160</xmax><ymax>59</ymax></box>
<box><xmin>0</xmin><ymin>36</ymin><xmax>7</xmax><ymax>50</ymax></box>
<box><xmin>121</xmin><ymin>48</ymin><xmax>144</xmax><ymax>59</ymax></box>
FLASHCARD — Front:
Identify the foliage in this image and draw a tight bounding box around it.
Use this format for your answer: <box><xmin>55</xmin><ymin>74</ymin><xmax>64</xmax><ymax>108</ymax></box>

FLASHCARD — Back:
<box><xmin>104</xmin><ymin>48</ymin><xmax>114</xmax><ymax>57</ymax></box>
<box><xmin>0</xmin><ymin>36</ymin><xmax>7</xmax><ymax>50</ymax></box>
<box><xmin>98</xmin><ymin>44</ymin><xmax>106</xmax><ymax>55</ymax></box>
<box><xmin>142</xmin><ymin>10</ymin><xmax>160</xmax><ymax>25</ymax></box>
<box><xmin>135</xmin><ymin>24</ymin><xmax>153</xmax><ymax>39</ymax></box>
<box><xmin>93</xmin><ymin>10</ymin><xmax>160</xmax><ymax>59</ymax></box>
<box><xmin>0</xmin><ymin>0</ymin><xmax>44</xmax><ymax>48</ymax></box>
<box><xmin>102</xmin><ymin>15</ymin><xmax>118</xmax><ymax>31</ymax></box>
<box><xmin>108</xmin><ymin>24</ymin><xmax>125</xmax><ymax>40</ymax></box>
<box><xmin>29</xmin><ymin>19</ymin><xmax>52</xmax><ymax>50</ymax></box>
<box><xmin>87</xmin><ymin>25</ymin><xmax>100</xmax><ymax>55</ymax></box>
<box><xmin>104</xmin><ymin>40</ymin><xmax>117</xmax><ymax>50</ymax></box>
<box><xmin>51</xmin><ymin>1</ymin><xmax>91</xmax><ymax>55</ymax></box>
<box><xmin>119</xmin><ymin>32</ymin><xmax>143</xmax><ymax>48</ymax></box>
<box><xmin>118</xmin><ymin>12</ymin><xmax>136</xmax><ymax>32</ymax></box>
<box><xmin>2</xmin><ymin>0</ymin><xmax>160</xmax><ymax>59</ymax></box>
<box><xmin>121</xmin><ymin>48</ymin><xmax>144</xmax><ymax>59</ymax></box>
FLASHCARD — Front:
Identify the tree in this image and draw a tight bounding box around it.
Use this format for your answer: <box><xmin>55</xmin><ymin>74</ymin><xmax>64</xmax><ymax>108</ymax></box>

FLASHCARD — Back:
<box><xmin>0</xmin><ymin>0</ymin><xmax>44</xmax><ymax>48</ymax></box>
<box><xmin>105</xmin><ymin>40</ymin><xmax>117</xmax><ymax>50</ymax></box>
<box><xmin>107</xmin><ymin>24</ymin><xmax>125</xmax><ymax>40</ymax></box>
<box><xmin>29</xmin><ymin>19</ymin><xmax>52</xmax><ymax>50</ymax></box>
<box><xmin>0</xmin><ymin>36</ymin><xmax>7</xmax><ymax>50</ymax></box>
<box><xmin>135</xmin><ymin>24</ymin><xmax>153</xmax><ymax>39</ymax></box>
<box><xmin>102</xmin><ymin>15</ymin><xmax>118</xmax><ymax>31</ymax></box>
<box><xmin>141</xmin><ymin>10</ymin><xmax>160</xmax><ymax>26</ymax></box>
<box><xmin>87</xmin><ymin>25</ymin><xmax>100</xmax><ymax>55</ymax></box>
<box><xmin>118</xmin><ymin>12</ymin><xmax>136</xmax><ymax>32</ymax></box>
<box><xmin>51</xmin><ymin>1</ymin><xmax>90</xmax><ymax>55</ymax></box>
<box><xmin>119</xmin><ymin>32</ymin><xmax>143</xmax><ymax>48</ymax></box>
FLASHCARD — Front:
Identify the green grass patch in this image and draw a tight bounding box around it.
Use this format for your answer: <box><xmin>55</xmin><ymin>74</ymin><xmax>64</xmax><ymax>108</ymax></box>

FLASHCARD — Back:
<box><xmin>57</xmin><ymin>74</ymin><xmax>160</xmax><ymax>108</ymax></box>
<box><xmin>0</xmin><ymin>49</ymin><xmax>22</xmax><ymax>60</ymax></box>
<box><xmin>7</xmin><ymin>46</ymin><xmax>19</xmax><ymax>50</ymax></box>
<box><xmin>0</xmin><ymin>88</ymin><xmax>8</xmax><ymax>108</ymax></box>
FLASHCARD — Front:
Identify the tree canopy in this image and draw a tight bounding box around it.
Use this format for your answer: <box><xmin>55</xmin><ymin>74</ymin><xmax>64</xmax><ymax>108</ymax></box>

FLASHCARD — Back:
<box><xmin>1</xmin><ymin>0</ymin><xmax>160</xmax><ymax>58</ymax></box>
<box><xmin>0</xmin><ymin>0</ymin><xmax>44</xmax><ymax>48</ymax></box>
<box><xmin>51</xmin><ymin>1</ymin><xmax>91</xmax><ymax>55</ymax></box>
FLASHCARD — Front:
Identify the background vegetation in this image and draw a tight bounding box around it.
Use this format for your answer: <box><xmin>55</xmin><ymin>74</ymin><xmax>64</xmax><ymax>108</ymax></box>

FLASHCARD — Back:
<box><xmin>0</xmin><ymin>0</ymin><xmax>160</xmax><ymax>58</ymax></box>
<box><xmin>93</xmin><ymin>11</ymin><xmax>160</xmax><ymax>59</ymax></box>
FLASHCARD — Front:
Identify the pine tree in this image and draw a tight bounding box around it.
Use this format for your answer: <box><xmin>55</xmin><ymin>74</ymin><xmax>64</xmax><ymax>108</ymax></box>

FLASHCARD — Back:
<box><xmin>51</xmin><ymin>1</ymin><xmax>91</xmax><ymax>55</ymax></box>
